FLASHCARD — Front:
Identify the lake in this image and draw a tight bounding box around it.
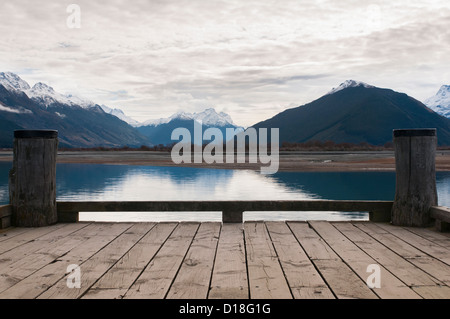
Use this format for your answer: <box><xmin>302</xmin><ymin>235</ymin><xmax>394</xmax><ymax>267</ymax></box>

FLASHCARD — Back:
<box><xmin>1</xmin><ymin>162</ymin><xmax>449</xmax><ymax>222</ymax></box>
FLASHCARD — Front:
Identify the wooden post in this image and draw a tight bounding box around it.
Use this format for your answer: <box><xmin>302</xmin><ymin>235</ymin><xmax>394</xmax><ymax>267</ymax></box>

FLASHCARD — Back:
<box><xmin>9</xmin><ymin>130</ymin><xmax>58</xmax><ymax>227</ymax></box>
<box><xmin>222</xmin><ymin>210</ymin><xmax>243</xmax><ymax>223</ymax></box>
<box><xmin>391</xmin><ymin>129</ymin><xmax>438</xmax><ymax>227</ymax></box>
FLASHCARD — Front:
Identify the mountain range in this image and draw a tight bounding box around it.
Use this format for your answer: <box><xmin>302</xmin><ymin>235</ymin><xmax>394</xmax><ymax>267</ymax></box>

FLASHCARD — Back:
<box><xmin>1</xmin><ymin>72</ymin><xmax>450</xmax><ymax>147</ymax></box>
<box><xmin>0</xmin><ymin>72</ymin><xmax>149</xmax><ymax>148</ymax></box>
<box><xmin>0</xmin><ymin>72</ymin><xmax>242</xmax><ymax>147</ymax></box>
<box><xmin>253</xmin><ymin>80</ymin><xmax>450</xmax><ymax>146</ymax></box>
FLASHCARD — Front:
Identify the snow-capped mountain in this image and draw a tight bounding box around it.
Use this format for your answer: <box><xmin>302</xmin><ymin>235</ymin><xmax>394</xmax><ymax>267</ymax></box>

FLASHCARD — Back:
<box><xmin>138</xmin><ymin>108</ymin><xmax>236</xmax><ymax>127</ymax></box>
<box><xmin>0</xmin><ymin>72</ymin><xmax>95</xmax><ymax>109</ymax></box>
<box><xmin>424</xmin><ymin>85</ymin><xmax>450</xmax><ymax>118</ymax></box>
<box><xmin>0</xmin><ymin>72</ymin><xmax>150</xmax><ymax>148</ymax></box>
<box><xmin>138</xmin><ymin>111</ymin><xmax>192</xmax><ymax>127</ymax></box>
<box><xmin>100</xmin><ymin>105</ymin><xmax>141</xmax><ymax>126</ymax></box>
<box><xmin>27</xmin><ymin>82</ymin><xmax>95</xmax><ymax>108</ymax></box>
<box><xmin>0</xmin><ymin>71</ymin><xmax>243</xmax><ymax>147</ymax></box>
<box><xmin>136</xmin><ymin>108</ymin><xmax>242</xmax><ymax>145</ymax></box>
<box><xmin>195</xmin><ymin>108</ymin><xmax>236</xmax><ymax>126</ymax></box>
<box><xmin>326</xmin><ymin>80</ymin><xmax>375</xmax><ymax>95</ymax></box>
<box><xmin>253</xmin><ymin>80</ymin><xmax>450</xmax><ymax>146</ymax></box>
<box><xmin>0</xmin><ymin>72</ymin><xmax>31</xmax><ymax>92</ymax></box>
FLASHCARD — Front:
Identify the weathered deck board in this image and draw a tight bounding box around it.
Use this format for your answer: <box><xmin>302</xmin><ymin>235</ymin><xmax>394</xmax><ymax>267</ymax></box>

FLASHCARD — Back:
<box><xmin>333</xmin><ymin>223</ymin><xmax>441</xmax><ymax>287</ymax></box>
<box><xmin>0</xmin><ymin>223</ymin><xmax>129</xmax><ymax>298</ymax></box>
<box><xmin>0</xmin><ymin>223</ymin><xmax>68</xmax><ymax>255</ymax></box>
<box><xmin>244</xmin><ymin>222</ymin><xmax>292</xmax><ymax>299</ymax></box>
<box><xmin>402</xmin><ymin>226</ymin><xmax>450</xmax><ymax>248</ymax></box>
<box><xmin>209</xmin><ymin>223</ymin><xmax>248</xmax><ymax>299</ymax></box>
<box><xmin>353</xmin><ymin>222</ymin><xmax>428</xmax><ymax>259</ymax></box>
<box><xmin>287</xmin><ymin>222</ymin><xmax>340</xmax><ymax>260</ymax></box>
<box><xmin>412</xmin><ymin>285</ymin><xmax>450</xmax><ymax>299</ymax></box>
<box><xmin>0</xmin><ymin>221</ymin><xmax>448</xmax><ymax>299</ymax></box>
<box><xmin>309</xmin><ymin>221</ymin><xmax>421</xmax><ymax>299</ymax></box>
<box><xmin>287</xmin><ymin>222</ymin><xmax>378</xmax><ymax>299</ymax></box>
<box><xmin>83</xmin><ymin>222</ymin><xmax>177</xmax><ymax>299</ymax></box>
<box><xmin>0</xmin><ymin>227</ymin><xmax>30</xmax><ymax>243</ymax></box>
<box><xmin>38</xmin><ymin>223</ymin><xmax>147</xmax><ymax>299</ymax></box>
<box><xmin>334</xmin><ymin>223</ymin><xmax>448</xmax><ymax>299</ymax></box>
<box><xmin>166</xmin><ymin>222</ymin><xmax>221</xmax><ymax>299</ymax></box>
<box><xmin>0</xmin><ymin>223</ymin><xmax>91</xmax><ymax>293</ymax></box>
<box><xmin>124</xmin><ymin>223</ymin><xmax>200</xmax><ymax>299</ymax></box>
<box><xmin>375</xmin><ymin>223</ymin><xmax>450</xmax><ymax>266</ymax></box>
<box><xmin>266</xmin><ymin>221</ymin><xmax>334</xmax><ymax>299</ymax></box>
<box><xmin>354</xmin><ymin>223</ymin><xmax>450</xmax><ymax>287</ymax></box>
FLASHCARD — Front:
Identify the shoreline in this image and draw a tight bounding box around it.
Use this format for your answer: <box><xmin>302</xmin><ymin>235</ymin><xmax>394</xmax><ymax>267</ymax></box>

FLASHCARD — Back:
<box><xmin>1</xmin><ymin>150</ymin><xmax>450</xmax><ymax>172</ymax></box>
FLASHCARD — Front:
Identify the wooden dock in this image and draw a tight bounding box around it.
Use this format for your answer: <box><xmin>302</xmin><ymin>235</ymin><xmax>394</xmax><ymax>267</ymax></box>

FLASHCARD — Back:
<box><xmin>0</xmin><ymin>220</ymin><xmax>449</xmax><ymax>299</ymax></box>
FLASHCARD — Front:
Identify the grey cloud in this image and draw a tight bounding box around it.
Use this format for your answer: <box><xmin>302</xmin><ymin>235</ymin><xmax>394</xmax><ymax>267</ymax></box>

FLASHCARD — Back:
<box><xmin>1</xmin><ymin>0</ymin><xmax>450</xmax><ymax>126</ymax></box>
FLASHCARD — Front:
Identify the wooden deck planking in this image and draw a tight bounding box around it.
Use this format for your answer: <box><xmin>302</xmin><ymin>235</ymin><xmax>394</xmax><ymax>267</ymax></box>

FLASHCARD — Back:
<box><xmin>265</xmin><ymin>221</ymin><xmax>334</xmax><ymax>299</ymax></box>
<box><xmin>123</xmin><ymin>222</ymin><xmax>200</xmax><ymax>299</ymax></box>
<box><xmin>353</xmin><ymin>223</ymin><xmax>450</xmax><ymax>287</ymax></box>
<box><xmin>287</xmin><ymin>222</ymin><xmax>378</xmax><ymax>299</ymax></box>
<box><xmin>401</xmin><ymin>226</ymin><xmax>450</xmax><ymax>249</ymax></box>
<box><xmin>38</xmin><ymin>223</ymin><xmax>147</xmax><ymax>299</ymax></box>
<box><xmin>209</xmin><ymin>223</ymin><xmax>248</xmax><ymax>299</ymax></box>
<box><xmin>333</xmin><ymin>223</ymin><xmax>442</xmax><ymax>287</ymax></box>
<box><xmin>0</xmin><ymin>223</ymin><xmax>90</xmax><ymax>293</ymax></box>
<box><xmin>375</xmin><ymin>223</ymin><xmax>450</xmax><ymax>266</ymax></box>
<box><xmin>0</xmin><ymin>227</ymin><xmax>32</xmax><ymax>243</ymax></box>
<box><xmin>353</xmin><ymin>223</ymin><xmax>428</xmax><ymax>259</ymax></box>
<box><xmin>333</xmin><ymin>223</ymin><xmax>446</xmax><ymax>299</ymax></box>
<box><xmin>244</xmin><ymin>221</ymin><xmax>292</xmax><ymax>299</ymax></box>
<box><xmin>0</xmin><ymin>223</ymin><xmax>68</xmax><ymax>255</ymax></box>
<box><xmin>309</xmin><ymin>221</ymin><xmax>421</xmax><ymax>299</ymax></box>
<box><xmin>0</xmin><ymin>223</ymin><xmax>131</xmax><ymax>298</ymax></box>
<box><xmin>0</xmin><ymin>221</ymin><xmax>448</xmax><ymax>299</ymax></box>
<box><xmin>166</xmin><ymin>222</ymin><xmax>221</xmax><ymax>299</ymax></box>
<box><xmin>0</xmin><ymin>224</ymin><xmax>86</xmax><ymax>271</ymax></box>
<box><xmin>83</xmin><ymin>222</ymin><xmax>176</xmax><ymax>299</ymax></box>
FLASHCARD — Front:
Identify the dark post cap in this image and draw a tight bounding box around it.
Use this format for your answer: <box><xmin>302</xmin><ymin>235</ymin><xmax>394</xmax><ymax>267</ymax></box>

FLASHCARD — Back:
<box><xmin>393</xmin><ymin>129</ymin><xmax>436</xmax><ymax>137</ymax></box>
<box><xmin>14</xmin><ymin>130</ymin><xmax>58</xmax><ymax>139</ymax></box>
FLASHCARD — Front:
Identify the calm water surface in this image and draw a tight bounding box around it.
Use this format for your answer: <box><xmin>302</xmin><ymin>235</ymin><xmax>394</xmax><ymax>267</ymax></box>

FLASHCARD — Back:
<box><xmin>1</xmin><ymin>162</ymin><xmax>449</xmax><ymax>222</ymax></box>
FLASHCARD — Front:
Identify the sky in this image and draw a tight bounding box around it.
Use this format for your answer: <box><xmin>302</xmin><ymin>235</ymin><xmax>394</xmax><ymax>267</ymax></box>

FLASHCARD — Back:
<box><xmin>1</xmin><ymin>0</ymin><xmax>450</xmax><ymax>127</ymax></box>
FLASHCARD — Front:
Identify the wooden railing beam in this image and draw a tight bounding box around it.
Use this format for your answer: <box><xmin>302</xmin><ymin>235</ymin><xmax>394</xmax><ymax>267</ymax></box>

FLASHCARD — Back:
<box><xmin>56</xmin><ymin>200</ymin><xmax>394</xmax><ymax>223</ymax></box>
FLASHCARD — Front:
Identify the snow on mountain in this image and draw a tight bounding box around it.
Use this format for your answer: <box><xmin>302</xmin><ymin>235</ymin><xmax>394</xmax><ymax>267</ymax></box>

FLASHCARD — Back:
<box><xmin>0</xmin><ymin>72</ymin><xmax>95</xmax><ymax>109</ymax></box>
<box><xmin>27</xmin><ymin>82</ymin><xmax>72</xmax><ymax>107</ymax></box>
<box><xmin>0</xmin><ymin>72</ymin><xmax>238</xmax><ymax>128</ymax></box>
<box><xmin>100</xmin><ymin>105</ymin><xmax>140</xmax><ymax>126</ymax></box>
<box><xmin>424</xmin><ymin>85</ymin><xmax>450</xmax><ymax>118</ymax></box>
<box><xmin>138</xmin><ymin>108</ymin><xmax>237</xmax><ymax>127</ymax></box>
<box><xmin>0</xmin><ymin>72</ymin><xmax>31</xmax><ymax>92</ymax></box>
<box><xmin>326</xmin><ymin>80</ymin><xmax>375</xmax><ymax>95</ymax></box>
<box><xmin>139</xmin><ymin>111</ymin><xmax>194</xmax><ymax>127</ymax></box>
<box><xmin>64</xmin><ymin>93</ymin><xmax>95</xmax><ymax>109</ymax></box>
<box><xmin>194</xmin><ymin>108</ymin><xmax>236</xmax><ymax>126</ymax></box>
<box><xmin>28</xmin><ymin>82</ymin><xmax>95</xmax><ymax>108</ymax></box>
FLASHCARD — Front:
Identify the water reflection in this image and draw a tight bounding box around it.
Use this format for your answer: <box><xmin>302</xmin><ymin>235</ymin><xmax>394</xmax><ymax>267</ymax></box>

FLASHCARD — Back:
<box><xmin>0</xmin><ymin>162</ymin><xmax>449</xmax><ymax>222</ymax></box>
<box><xmin>265</xmin><ymin>172</ymin><xmax>397</xmax><ymax>200</ymax></box>
<box><xmin>55</xmin><ymin>164</ymin><xmax>314</xmax><ymax>201</ymax></box>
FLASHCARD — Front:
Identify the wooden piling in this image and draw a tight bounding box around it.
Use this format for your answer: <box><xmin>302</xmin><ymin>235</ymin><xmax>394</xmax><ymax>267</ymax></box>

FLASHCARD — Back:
<box><xmin>391</xmin><ymin>129</ymin><xmax>438</xmax><ymax>227</ymax></box>
<box><xmin>9</xmin><ymin>130</ymin><xmax>58</xmax><ymax>227</ymax></box>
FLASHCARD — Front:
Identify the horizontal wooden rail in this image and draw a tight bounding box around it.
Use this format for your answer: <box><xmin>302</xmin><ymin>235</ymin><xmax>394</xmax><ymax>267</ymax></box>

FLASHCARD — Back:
<box><xmin>0</xmin><ymin>204</ymin><xmax>12</xmax><ymax>229</ymax></box>
<box><xmin>56</xmin><ymin>200</ymin><xmax>394</xmax><ymax>223</ymax></box>
<box><xmin>4</xmin><ymin>201</ymin><xmax>449</xmax><ymax>230</ymax></box>
<box><xmin>430</xmin><ymin>206</ymin><xmax>450</xmax><ymax>231</ymax></box>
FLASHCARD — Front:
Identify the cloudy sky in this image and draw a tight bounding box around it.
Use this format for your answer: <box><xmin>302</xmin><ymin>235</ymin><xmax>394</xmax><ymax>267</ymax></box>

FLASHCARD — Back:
<box><xmin>1</xmin><ymin>0</ymin><xmax>449</xmax><ymax>127</ymax></box>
